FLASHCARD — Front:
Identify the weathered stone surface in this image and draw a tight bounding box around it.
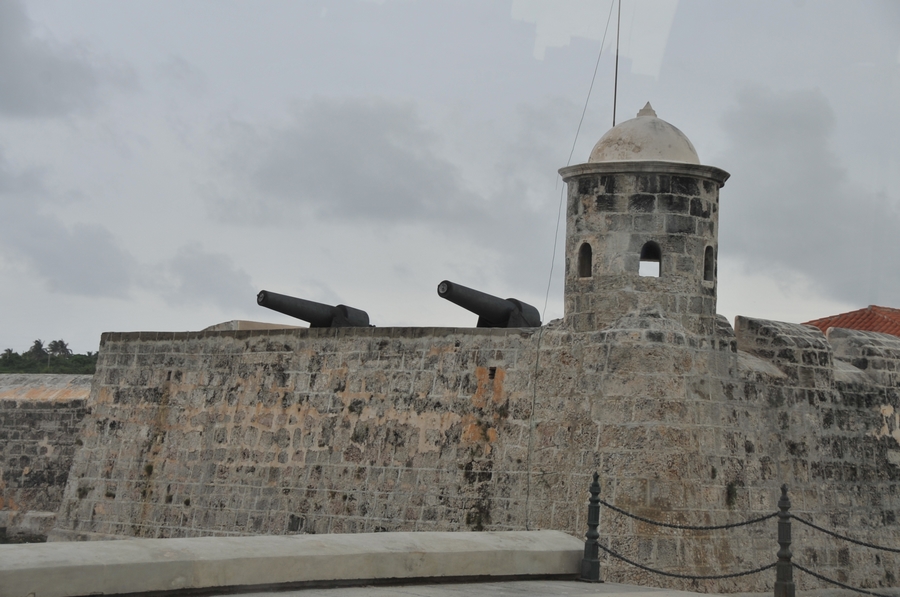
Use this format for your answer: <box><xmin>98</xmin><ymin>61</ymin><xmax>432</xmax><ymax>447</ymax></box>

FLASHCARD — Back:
<box><xmin>53</xmin><ymin>328</ymin><xmax>541</xmax><ymax>542</ymax></box>
<box><xmin>44</xmin><ymin>317</ymin><xmax>900</xmax><ymax>593</ymax></box>
<box><xmin>0</xmin><ymin>374</ymin><xmax>90</xmax><ymax>542</ymax></box>
<box><xmin>559</xmin><ymin>164</ymin><xmax>728</xmax><ymax>336</ymax></box>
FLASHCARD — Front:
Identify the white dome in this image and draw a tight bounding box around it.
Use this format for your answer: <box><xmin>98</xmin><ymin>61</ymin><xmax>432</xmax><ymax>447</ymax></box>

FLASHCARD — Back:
<box><xmin>588</xmin><ymin>103</ymin><xmax>700</xmax><ymax>165</ymax></box>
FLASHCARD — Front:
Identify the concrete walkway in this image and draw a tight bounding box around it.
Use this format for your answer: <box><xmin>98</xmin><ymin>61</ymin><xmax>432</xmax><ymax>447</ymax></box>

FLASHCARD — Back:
<box><xmin>241</xmin><ymin>580</ymin><xmax>715</xmax><ymax>597</ymax></box>
<box><xmin>0</xmin><ymin>530</ymin><xmax>725</xmax><ymax>597</ymax></box>
<box><xmin>237</xmin><ymin>580</ymin><xmax>717</xmax><ymax>596</ymax></box>
<box><xmin>3</xmin><ymin>528</ymin><xmax>897</xmax><ymax>597</ymax></box>
<box><xmin>237</xmin><ymin>582</ymin><xmax>900</xmax><ymax>597</ymax></box>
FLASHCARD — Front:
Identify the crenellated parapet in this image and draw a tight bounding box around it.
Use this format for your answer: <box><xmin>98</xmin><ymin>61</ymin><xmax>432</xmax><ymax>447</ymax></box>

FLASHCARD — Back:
<box><xmin>734</xmin><ymin>316</ymin><xmax>834</xmax><ymax>389</ymax></box>
<box><xmin>827</xmin><ymin>327</ymin><xmax>900</xmax><ymax>388</ymax></box>
<box><xmin>732</xmin><ymin>316</ymin><xmax>900</xmax><ymax>395</ymax></box>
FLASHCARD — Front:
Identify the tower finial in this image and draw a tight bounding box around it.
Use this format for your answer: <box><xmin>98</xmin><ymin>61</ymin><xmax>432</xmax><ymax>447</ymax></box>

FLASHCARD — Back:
<box><xmin>637</xmin><ymin>102</ymin><xmax>657</xmax><ymax>118</ymax></box>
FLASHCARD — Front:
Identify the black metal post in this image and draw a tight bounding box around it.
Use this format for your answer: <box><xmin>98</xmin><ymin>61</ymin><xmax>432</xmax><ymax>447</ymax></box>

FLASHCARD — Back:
<box><xmin>579</xmin><ymin>472</ymin><xmax>603</xmax><ymax>582</ymax></box>
<box><xmin>774</xmin><ymin>484</ymin><xmax>795</xmax><ymax>597</ymax></box>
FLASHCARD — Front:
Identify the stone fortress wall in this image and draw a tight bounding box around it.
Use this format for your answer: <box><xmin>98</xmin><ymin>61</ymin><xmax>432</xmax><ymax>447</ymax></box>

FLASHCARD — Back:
<box><xmin>3</xmin><ymin>104</ymin><xmax>899</xmax><ymax>593</ymax></box>
<box><xmin>0</xmin><ymin>374</ymin><xmax>90</xmax><ymax>542</ymax></box>
<box><xmin>46</xmin><ymin>313</ymin><xmax>900</xmax><ymax>592</ymax></box>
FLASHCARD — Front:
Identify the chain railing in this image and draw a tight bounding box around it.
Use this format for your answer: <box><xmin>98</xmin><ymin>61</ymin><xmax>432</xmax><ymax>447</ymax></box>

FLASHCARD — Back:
<box><xmin>578</xmin><ymin>474</ymin><xmax>900</xmax><ymax>596</ymax></box>
<box><xmin>786</xmin><ymin>493</ymin><xmax>899</xmax><ymax>597</ymax></box>
<box><xmin>578</xmin><ymin>472</ymin><xmax>778</xmax><ymax>585</ymax></box>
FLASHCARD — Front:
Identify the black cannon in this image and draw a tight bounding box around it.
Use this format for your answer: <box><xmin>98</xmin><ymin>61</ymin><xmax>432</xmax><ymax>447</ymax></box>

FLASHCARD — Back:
<box><xmin>257</xmin><ymin>290</ymin><xmax>370</xmax><ymax>328</ymax></box>
<box><xmin>437</xmin><ymin>280</ymin><xmax>541</xmax><ymax>328</ymax></box>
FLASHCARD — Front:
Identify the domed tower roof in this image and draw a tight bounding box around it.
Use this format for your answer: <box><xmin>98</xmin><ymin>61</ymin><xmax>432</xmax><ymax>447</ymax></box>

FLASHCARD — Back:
<box><xmin>559</xmin><ymin>102</ymin><xmax>729</xmax><ymax>336</ymax></box>
<box><xmin>588</xmin><ymin>102</ymin><xmax>700</xmax><ymax>165</ymax></box>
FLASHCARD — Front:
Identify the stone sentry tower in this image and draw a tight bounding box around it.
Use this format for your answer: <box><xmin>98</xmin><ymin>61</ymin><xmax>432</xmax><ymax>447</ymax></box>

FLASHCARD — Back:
<box><xmin>559</xmin><ymin>103</ymin><xmax>730</xmax><ymax>335</ymax></box>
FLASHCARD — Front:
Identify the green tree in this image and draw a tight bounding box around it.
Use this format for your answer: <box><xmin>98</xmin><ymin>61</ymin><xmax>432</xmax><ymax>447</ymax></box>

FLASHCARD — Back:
<box><xmin>0</xmin><ymin>341</ymin><xmax>97</xmax><ymax>374</ymax></box>
<box><xmin>27</xmin><ymin>339</ymin><xmax>47</xmax><ymax>360</ymax></box>
<box><xmin>48</xmin><ymin>339</ymin><xmax>72</xmax><ymax>358</ymax></box>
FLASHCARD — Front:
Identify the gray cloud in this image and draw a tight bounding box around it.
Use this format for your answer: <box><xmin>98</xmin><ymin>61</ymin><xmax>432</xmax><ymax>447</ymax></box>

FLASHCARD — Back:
<box><xmin>718</xmin><ymin>87</ymin><xmax>900</xmax><ymax>307</ymax></box>
<box><xmin>0</xmin><ymin>160</ymin><xmax>254</xmax><ymax>312</ymax></box>
<box><xmin>0</xmin><ymin>152</ymin><xmax>135</xmax><ymax>296</ymax></box>
<box><xmin>159</xmin><ymin>244</ymin><xmax>256</xmax><ymax>311</ymax></box>
<box><xmin>0</xmin><ymin>0</ymin><xmax>133</xmax><ymax>118</ymax></box>
<box><xmin>211</xmin><ymin>97</ymin><xmax>483</xmax><ymax>224</ymax></box>
<box><xmin>155</xmin><ymin>56</ymin><xmax>207</xmax><ymax>96</ymax></box>
<box><xmin>207</xmin><ymin>96</ymin><xmax>591</xmax><ymax>301</ymax></box>
<box><xmin>0</xmin><ymin>149</ymin><xmax>253</xmax><ymax>307</ymax></box>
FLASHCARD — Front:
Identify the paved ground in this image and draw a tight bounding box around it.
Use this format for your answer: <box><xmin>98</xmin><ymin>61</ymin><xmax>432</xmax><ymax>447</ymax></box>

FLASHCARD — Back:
<box><xmin>233</xmin><ymin>579</ymin><xmax>900</xmax><ymax>597</ymax></box>
<box><xmin>235</xmin><ymin>580</ymin><xmax>720</xmax><ymax>597</ymax></box>
<box><xmin>732</xmin><ymin>590</ymin><xmax>900</xmax><ymax>597</ymax></box>
<box><xmin>6</xmin><ymin>529</ymin><xmax>898</xmax><ymax>597</ymax></box>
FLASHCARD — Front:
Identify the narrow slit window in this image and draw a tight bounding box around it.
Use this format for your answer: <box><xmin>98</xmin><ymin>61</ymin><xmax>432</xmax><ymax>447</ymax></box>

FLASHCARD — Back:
<box><xmin>578</xmin><ymin>243</ymin><xmax>592</xmax><ymax>278</ymax></box>
<box><xmin>639</xmin><ymin>241</ymin><xmax>661</xmax><ymax>277</ymax></box>
<box><xmin>704</xmin><ymin>246</ymin><xmax>715</xmax><ymax>281</ymax></box>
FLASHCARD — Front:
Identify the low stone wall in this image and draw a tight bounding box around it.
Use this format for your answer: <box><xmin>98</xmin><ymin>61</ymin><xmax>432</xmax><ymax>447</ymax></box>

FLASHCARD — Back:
<box><xmin>0</xmin><ymin>374</ymin><xmax>91</xmax><ymax>542</ymax></box>
<box><xmin>2</xmin><ymin>530</ymin><xmax>582</xmax><ymax>597</ymax></box>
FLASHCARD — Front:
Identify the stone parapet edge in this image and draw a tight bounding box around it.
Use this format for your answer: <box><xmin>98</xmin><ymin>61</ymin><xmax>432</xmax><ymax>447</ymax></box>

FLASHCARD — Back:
<box><xmin>99</xmin><ymin>326</ymin><xmax>540</xmax><ymax>345</ymax></box>
<box><xmin>0</xmin><ymin>530</ymin><xmax>581</xmax><ymax>597</ymax></box>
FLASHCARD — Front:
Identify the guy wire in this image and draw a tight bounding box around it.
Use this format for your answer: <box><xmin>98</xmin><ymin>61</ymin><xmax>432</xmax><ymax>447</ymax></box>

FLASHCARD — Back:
<box><xmin>613</xmin><ymin>0</ymin><xmax>621</xmax><ymax>127</ymax></box>
<box><xmin>525</xmin><ymin>0</ymin><xmax>617</xmax><ymax>530</ymax></box>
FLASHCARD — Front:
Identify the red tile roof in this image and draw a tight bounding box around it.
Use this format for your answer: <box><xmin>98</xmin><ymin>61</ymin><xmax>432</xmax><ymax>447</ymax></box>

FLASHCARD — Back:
<box><xmin>804</xmin><ymin>305</ymin><xmax>900</xmax><ymax>338</ymax></box>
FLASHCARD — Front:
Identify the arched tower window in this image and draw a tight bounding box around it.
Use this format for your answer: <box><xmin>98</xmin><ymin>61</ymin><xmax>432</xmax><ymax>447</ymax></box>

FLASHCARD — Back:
<box><xmin>704</xmin><ymin>246</ymin><xmax>715</xmax><ymax>282</ymax></box>
<box><xmin>639</xmin><ymin>241</ymin><xmax>661</xmax><ymax>277</ymax></box>
<box><xmin>578</xmin><ymin>243</ymin><xmax>592</xmax><ymax>278</ymax></box>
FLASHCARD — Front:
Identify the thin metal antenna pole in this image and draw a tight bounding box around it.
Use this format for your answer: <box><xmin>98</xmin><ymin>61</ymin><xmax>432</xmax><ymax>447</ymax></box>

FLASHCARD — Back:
<box><xmin>612</xmin><ymin>0</ymin><xmax>621</xmax><ymax>126</ymax></box>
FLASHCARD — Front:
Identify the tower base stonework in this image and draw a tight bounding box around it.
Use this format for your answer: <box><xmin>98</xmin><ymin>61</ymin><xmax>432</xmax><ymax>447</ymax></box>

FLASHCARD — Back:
<box><xmin>560</xmin><ymin>162</ymin><xmax>727</xmax><ymax>336</ymax></box>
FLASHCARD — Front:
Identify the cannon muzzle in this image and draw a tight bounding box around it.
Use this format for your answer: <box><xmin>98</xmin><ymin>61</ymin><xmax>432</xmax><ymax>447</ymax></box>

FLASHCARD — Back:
<box><xmin>257</xmin><ymin>290</ymin><xmax>370</xmax><ymax>328</ymax></box>
<box><xmin>437</xmin><ymin>280</ymin><xmax>540</xmax><ymax>328</ymax></box>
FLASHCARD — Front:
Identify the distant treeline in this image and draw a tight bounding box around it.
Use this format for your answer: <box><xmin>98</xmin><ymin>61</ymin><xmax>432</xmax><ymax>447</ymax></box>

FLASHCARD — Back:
<box><xmin>0</xmin><ymin>340</ymin><xmax>98</xmax><ymax>374</ymax></box>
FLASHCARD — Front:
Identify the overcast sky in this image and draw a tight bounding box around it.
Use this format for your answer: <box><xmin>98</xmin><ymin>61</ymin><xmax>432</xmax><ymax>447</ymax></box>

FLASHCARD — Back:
<box><xmin>1</xmin><ymin>0</ymin><xmax>898</xmax><ymax>353</ymax></box>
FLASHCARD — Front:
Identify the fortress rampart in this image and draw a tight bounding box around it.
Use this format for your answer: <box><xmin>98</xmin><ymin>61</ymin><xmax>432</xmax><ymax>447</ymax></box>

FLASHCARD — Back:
<box><xmin>0</xmin><ymin>374</ymin><xmax>90</xmax><ymax>542</ymax></box>
<box><xmin>44</xmin><ymin>316</ymin><xmax>900</xmax><ymax>592</ymax></box>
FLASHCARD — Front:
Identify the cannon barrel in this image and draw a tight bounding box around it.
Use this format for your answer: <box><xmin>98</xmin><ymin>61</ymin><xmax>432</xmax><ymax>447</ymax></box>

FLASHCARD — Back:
<box><xmin>257</xmin><ymin>290</ymin><xmax>370</xmax><ymax>328</ymax></box>
<box><xmin>437</xmin><ymin>280</ymin><xmax>541</xmax><ymax>328</ymax></box>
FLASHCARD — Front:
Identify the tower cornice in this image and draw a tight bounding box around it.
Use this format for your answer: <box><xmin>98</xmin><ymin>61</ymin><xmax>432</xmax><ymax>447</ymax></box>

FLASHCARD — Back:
<box><xmin>559</xmin><ymin>161</ymin><xmax>730</xmax><ymax>187</ymax></box>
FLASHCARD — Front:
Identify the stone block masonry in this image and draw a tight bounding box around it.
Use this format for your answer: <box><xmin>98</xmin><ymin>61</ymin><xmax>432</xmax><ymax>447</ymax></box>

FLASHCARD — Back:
<box><xmin>0</xmin><ymin>374</ymin><xmax>91</xmax><ymax>542</ymax></box>
<box><xmin>561</xmin><ymin>164</ymin><xmax>728</xmax><ymax>337</ymax></box>
<box><xmin>48</xmin><ymin>315</ymin><xmax>900</xmax><ymax>593</ymax></box>
<box><xmin>52</xmin><ymin>327</ymin><xmax>549</xmax><ymax>541</ymax></box>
